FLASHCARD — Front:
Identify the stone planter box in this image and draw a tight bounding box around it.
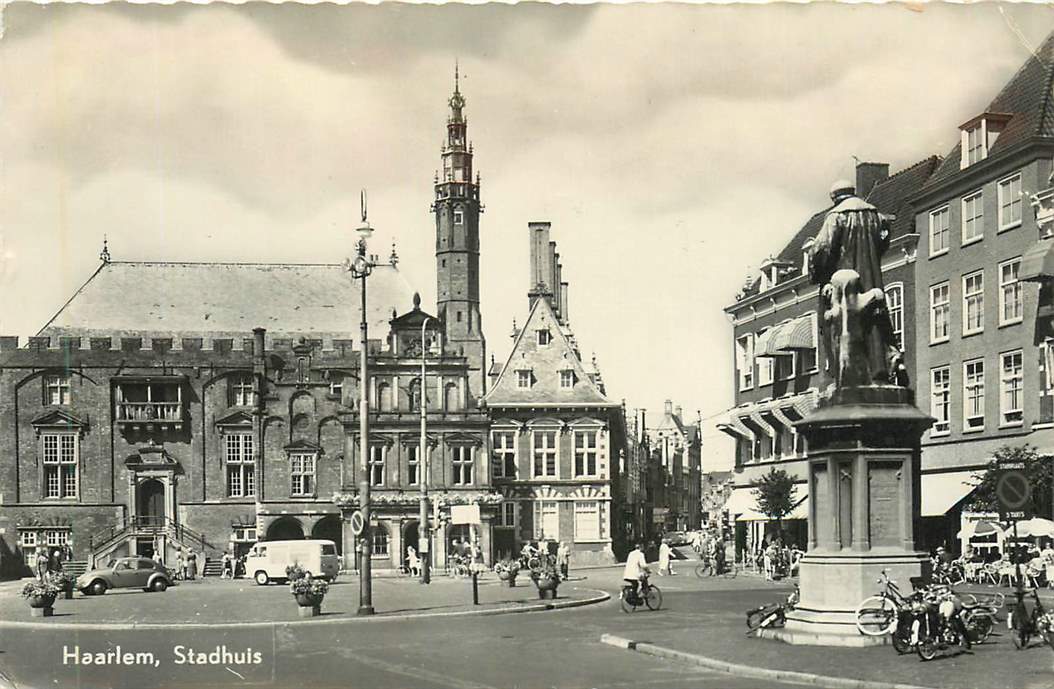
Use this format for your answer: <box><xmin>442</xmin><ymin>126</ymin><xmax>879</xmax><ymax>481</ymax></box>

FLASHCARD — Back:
<box><xmin>30</xmin><ymin>606</ymin><xmax>54</xmax><ymax>618</ymax></box>
<box><xmin>297</xmin><ymin>605</ymin><xmax>321</xmax><ymax>618</ymax></box>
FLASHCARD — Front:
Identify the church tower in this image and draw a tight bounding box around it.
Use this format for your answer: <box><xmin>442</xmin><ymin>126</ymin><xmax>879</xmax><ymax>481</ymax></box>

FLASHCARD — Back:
<box><xmin>433</xmin><ymin>66</ymin><xmax>486</xmax><ymax>394</ymax></box>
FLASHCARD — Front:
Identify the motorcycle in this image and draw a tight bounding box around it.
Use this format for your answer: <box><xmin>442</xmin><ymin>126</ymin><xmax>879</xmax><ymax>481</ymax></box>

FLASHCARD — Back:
<box><xmin>913</xmin><ymin>588</ymin><xmax>970</xmax><ymax>661</ymax></box>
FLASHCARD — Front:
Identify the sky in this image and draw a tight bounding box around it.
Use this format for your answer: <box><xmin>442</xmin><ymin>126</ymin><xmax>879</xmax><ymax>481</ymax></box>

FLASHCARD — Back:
<box><xmin>2</xmin><ymin>2</ymin><xmax>1054</xmax><ymax>471</ymax></box>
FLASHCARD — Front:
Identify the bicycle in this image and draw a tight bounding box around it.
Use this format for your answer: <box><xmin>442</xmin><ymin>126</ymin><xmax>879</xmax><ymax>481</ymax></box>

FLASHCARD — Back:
<box><xmin>620</xmin><ymin>575</ymin><xmax>662</xmax><ymax>613</ymax></box>
<box><xmin>745</xmin><ymin>587</ymin><xmax>798</xmax><ymax>635</ymax></box>
<box><xmin>695</xmin><ymin>557</ymin><xmax>738</xmax><ymax>579</ymax></box>
<box><xmin>855</xmin><ymin>569</ymin><xmax>915</xmax><ymax>638</ymax></box>
<box><xmin>1009</xmin><ymin>586</ymin><xmax>1051</xmax><ymax>650</ymax></box>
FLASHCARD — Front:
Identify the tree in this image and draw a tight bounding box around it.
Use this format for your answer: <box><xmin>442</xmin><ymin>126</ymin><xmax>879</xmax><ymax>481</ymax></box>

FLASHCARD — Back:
<box><xmin>966</xmin><ymin>444</ymin><xmax>1052</xmax><ymax>517</ymax></box>
<box><xmin>752</xmin><ymin>468</ymin><xmax>798</xmax><ymax>540</ymax></box>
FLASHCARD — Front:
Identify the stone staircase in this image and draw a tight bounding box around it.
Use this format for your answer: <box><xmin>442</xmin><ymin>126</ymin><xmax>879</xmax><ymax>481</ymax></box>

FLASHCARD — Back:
<box><xmin>202</xmin><ymin>558</ymin><xmax>223</xmax><ymax>577</ymax></box>
<box><xmin>88</xmin><ymin>516</ymin><xmax>222</xmax><ymax>568</ymax></box>
<box><xmin>63</xmin><ymin>561</ymin><xmax>89</xmax><ymax>577</ymax></box>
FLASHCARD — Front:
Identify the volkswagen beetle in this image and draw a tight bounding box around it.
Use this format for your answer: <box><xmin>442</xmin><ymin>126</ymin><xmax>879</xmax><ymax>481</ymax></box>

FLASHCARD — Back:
<box><xmin>76</xmin><ymin>556</ymin><xmax>174</xmax><ymax>595</ymax></box>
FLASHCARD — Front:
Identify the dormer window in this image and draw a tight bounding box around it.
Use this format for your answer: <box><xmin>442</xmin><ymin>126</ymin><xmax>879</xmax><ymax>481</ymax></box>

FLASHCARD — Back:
<box><xmin>517</xmin><ymin>370</ymin><xmax>533</xmax><ymax>389</ymax></box>
<box><xmin>560</xmin><ymin>370</ymin><xmax>575</xmax><ymax>389</ymax></box>
<box><xmin>960</xmin><ymin>113</ymin><xmax>1010</xmax><ymax>169</ymax></box>
<box><xmin>537</xmin><ymin>329</ymin><xmax>551</xmax><ymax>346</ymax></box>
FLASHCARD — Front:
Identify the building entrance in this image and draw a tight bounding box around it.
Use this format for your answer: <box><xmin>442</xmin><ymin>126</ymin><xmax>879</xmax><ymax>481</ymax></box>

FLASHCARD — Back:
<box><xmin>137</xmin><ymin>479</ymin><xmax>165</xmax><ymax>527</ymax></box>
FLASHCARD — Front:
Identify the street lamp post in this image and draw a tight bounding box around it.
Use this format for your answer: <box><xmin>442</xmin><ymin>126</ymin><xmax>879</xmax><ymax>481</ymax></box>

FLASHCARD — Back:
<box><xmin>419</xmin><ymin>316</ymin><xmax>432</xmax><ymax>584</ymax></box>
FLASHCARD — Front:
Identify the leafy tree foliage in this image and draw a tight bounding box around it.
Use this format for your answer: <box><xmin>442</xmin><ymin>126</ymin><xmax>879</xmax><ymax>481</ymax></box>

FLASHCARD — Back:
<box><xmin>966</xmin><ymin>445</ymin><xmax>1052</xmax><ymax>517</ymax></box>
<box><xmin>752</xmin><ymin>468</ymin><xmax>798</xmax><ymax>535</ymax></box>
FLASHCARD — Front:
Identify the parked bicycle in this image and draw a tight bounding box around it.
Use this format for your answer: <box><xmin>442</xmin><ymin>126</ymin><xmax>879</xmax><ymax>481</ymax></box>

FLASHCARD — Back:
<box><xmin>745</xmin><ymin>587</ymin><xmax>798</xmax><ymax>635</ymax></box>
<box><xmin>1009</xmin><ymin>586</ymin><xmax>1053</xmax><ymax>650</ymax></box>
<box><xmin>855</xmin><ymin>569</ymin><xmax>916</xmax><ymax>639</ymax></box>
<box><xmin>695</xmin><ymin>556</ymin><xmax>738</xmax><ymax>579</ymax></box>
<box><xmin>620</xmin><ymin>574</ymin><xmax>662</xmax><ymax>613</ymax></box>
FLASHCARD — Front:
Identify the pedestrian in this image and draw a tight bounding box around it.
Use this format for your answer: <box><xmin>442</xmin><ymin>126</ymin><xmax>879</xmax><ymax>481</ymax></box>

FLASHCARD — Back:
<box><xmin>34</xmin><ymin>547</ymin><xmax>49</xmax><ymax>581</ymax></box>
<box><xmin>50</xmin><ymin>547</ymin><xmax>63</xmax><ymax>573</ymax></box>
<box><xmin>658</xmin><ymin>539</ymin><xmax>674</xmax><ymax>576</ymax></box>
<box><xmin>153</xmin><ymin>549</ymin><xmax>164</xmax><ymax>568</ymax></box>
<box><xmin>175</xmin><ymin>549</ymin><xmax>185</xmax><ymax>581</ymax></box>
<box><xmin>186</xmin><ymin>550</ymin><xmax>198</xmax><ymax>580</ymax></box>
<box><xmin>221</xmin><ymin>551</ymin><xmax>233</xmax><ymax>579</ymax></box>
<box><xmin>64</xmin><ymin>542</ymin><xmax>74</xmax><ymax>563</ymax></box>
<box><xmin>556</xmin><ymin>542</ymin><xmax>570</xmax><ymax>581</ymax></box>
<box><xmin>406</xmin><ymin>545</ymin><xmax>420</xmax><ymax>576</ymax></box>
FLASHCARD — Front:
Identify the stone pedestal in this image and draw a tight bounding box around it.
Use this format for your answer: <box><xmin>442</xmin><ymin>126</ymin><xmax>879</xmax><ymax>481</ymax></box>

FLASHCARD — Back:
<box><xmin>297</xmin><ymin>605</ymin><xmax>320</xmax><ymax>618</ymax></box>
<box><xmin>30</xmin><ymin>607</ymin><xmax>53</xmax><ymax>618</ymax></box>
<box><xmin>767</xmin><ymin>386</ymin><xmax>932</xmax><ymax>647</ymax></box>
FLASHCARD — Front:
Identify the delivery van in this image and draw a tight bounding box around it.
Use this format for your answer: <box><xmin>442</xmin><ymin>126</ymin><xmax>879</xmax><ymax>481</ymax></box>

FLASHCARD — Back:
<box><xmin>246</xmin><ymin>539</ymin><xmax>340</xmax><ymax>585</ymax></box>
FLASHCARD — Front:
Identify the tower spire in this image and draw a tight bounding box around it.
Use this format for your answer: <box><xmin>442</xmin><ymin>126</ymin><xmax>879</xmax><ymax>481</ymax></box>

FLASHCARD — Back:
<box><xmin>455</xmin><ymin>59</ymin><xmax>460</xmax><ymax>95</ymax></box>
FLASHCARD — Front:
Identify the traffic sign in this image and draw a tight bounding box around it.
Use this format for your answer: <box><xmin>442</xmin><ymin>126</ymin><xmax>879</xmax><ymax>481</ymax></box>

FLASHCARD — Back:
<box><xmin>349</xmin><ymin>510</ymin><xmax>365</xmax><ymax>536</ymax></box>
<box><xmin>996</xmin><ymin>460</ymin><xmax>1033</xmax><ymax>520</ymax></box>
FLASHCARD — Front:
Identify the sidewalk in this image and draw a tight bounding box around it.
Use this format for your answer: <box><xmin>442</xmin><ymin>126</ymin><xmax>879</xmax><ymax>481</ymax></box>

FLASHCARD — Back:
<box><xmin>599</xmin><ymin>580</ymin><xmax>1053</xmax><ymax>689</ymax></box>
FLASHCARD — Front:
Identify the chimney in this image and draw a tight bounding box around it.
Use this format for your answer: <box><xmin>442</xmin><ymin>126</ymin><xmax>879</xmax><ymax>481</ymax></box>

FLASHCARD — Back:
<box><xmin>549</xmin><ymin>241</ymin><xmax>559</xmax><ymax>310</ymax></box>
<box><xmin>554</xmin><ymin>258</ymin><xmax>563</xmax><ymax>322</ymax></box>
<box><xmin>637</xmin><ymin>409</ymin><xmax>647</xmax><ymax>442</ymax></box>
<box><xmin>855</xmin><ymin>161</ymin><xmax>889</xmax><ymax>199</ymax></box>
<box><xmin>253</xmin><ymin>328</ymin><xmax>266</xmax><ymax>364</ymax></box>
<box><xmin>560</xmin><ymin>281</ymin><xmax>569</xmax><ymax>323</ymax></box>
<box><xmin>528</xmin><ymin>222</ymin><xmax>554</xmax><ymax>306</ymax></box>
<box><xmin>664</xmin><ymin>399</ymin><xmax>673</xmax><ymax>416</ymax></box>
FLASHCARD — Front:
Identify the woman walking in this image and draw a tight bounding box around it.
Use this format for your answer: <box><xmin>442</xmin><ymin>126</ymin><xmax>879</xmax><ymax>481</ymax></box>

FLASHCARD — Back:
<box><xmin>658</xmin><ymin>539</ymin><xmax>675</xmax><ymax>576</ymax></box>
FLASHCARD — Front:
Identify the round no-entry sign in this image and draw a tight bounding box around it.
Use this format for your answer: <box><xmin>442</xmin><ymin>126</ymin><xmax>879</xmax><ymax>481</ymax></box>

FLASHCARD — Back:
<box><xmin>349</xmin><ymin>510</ymin><xmax>365</xmax><ymax>536</ymax></box>
<box><xmin>996</xmin><ymin>472</ymin><xmax>1032</xmax><ymax>511</ymax></box>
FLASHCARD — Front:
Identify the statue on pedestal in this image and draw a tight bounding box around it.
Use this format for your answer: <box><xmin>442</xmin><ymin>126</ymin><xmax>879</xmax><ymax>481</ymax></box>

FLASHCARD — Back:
<box><xmin>807</xmin><ymin>180</ymin><xmax>906</xmax><ymax>390</ymax></box>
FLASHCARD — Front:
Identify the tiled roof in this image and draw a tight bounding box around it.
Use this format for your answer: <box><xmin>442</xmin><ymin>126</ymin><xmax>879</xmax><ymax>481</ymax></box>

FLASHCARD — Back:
<box><xmin>38</xmin><ymin>261</ymin><xmax>416</xmax><ymax>340</ymax></box>
<box><xmin>483</xmin><ymin>297</ymin><xmax>614</xmax><ymax>407</ymax></box>
<box><xmin>926</xmin><ymin>31</ymin><xmax>1054</xmax><ymax>187</ymax></box>
<box><xmin>737</xmin><ymin>156</ymin><xmax>940</xmax><ymax>300</ymax></box>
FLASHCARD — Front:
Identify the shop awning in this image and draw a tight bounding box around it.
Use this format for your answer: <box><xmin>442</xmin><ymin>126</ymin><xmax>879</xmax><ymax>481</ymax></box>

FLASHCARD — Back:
<box><xmin>717</xmin><ymin>414</ymin><xmax>753</xmax><ymax>440</ymax></box>
<box><xmin>921</xmin><ymin>471</ymin><xmax>978</xmax><ymax>517</ymax></box>
<box><xmin>736</xmin><ymin>509</ymin><xmax>769</xmax><ymax>522</ymax></box>
<box><xmin>725</xmin><ymin>487</ymin><xmax>759</xmax><ymax>517</ymax></box>
<box><xmin>772</xmin><ymin>314</ymin><xmax>816</xmax><ymax>352</ymax></box>
<box><xmin>1020</xmin><ymin>237</ymin><xmax>1054</xmax><ymax>282</ymax></box>
<box><xmin>787</xmin><ymin>495</ymin><xmax>809</xmax><ymax>520</ymax></box>
<box><xmin>756</xmin><ymin>324</ymin><xmax>789</xmax><ymax>358</ymax></box>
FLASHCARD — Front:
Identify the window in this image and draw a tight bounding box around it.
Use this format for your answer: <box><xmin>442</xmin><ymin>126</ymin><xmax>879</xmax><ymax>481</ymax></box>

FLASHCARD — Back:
<box><xmin>537</xmin><ymin>329</ymin><xmax>551</xmax><ymax>346</ymax></box>
<box><xmin>498</xmin><ymin>502</ymin><xmax>516</xmax><ymax>528</ymax></box>
<box><xmin>962</xmin><ymin>192</ymin><xmax>984</xmax><ymax>244</ymax></box>
<box><xmin>407</xmin><ymin>446</ymin><xmax>420</xmax><ymax>486</ymax></box>
<box><xmin>371</xmin><ymin>525</ymin><xmax>389</xmax><ymax>558</ymax></box>
<box><xmin>574</xmin><ymin>501</ymin><xmax>601</xmax><ymax>541</ymax></box>
<box><xmin>378</xmin><ymin>383</ymin><xmax>393</xmax><ymax>412</ymax></box>
<box><xmin>225</xmin><ymin>433</ymin><xmax>255</xmax><ymax>498</ymax></box>
<box><xmin>491</xmin><ymin>430</ymin><xmax>517</xmax><ymax>479</ymax></box>
<box><xmin>999</xmin><ymin>258</ymin><xmax>1022</xmax><ymax>326</ymax></box>
<box><xmin>44</xmin><ymin>374</ymin><xmax>71</xmax><ymax>406</ymax></box>
<box><xmin>931</xmin><ymin>367</ymin><xmax>950</xmax><ymax>435</ymax></box>
<box><xmin>369</xmin><ymin>446</ymin><xmax>385</xmax><ymax>487</ymax></box>
<box><xmin>964</xmin><ymin>359</ymin><xmax>985</xmax><ymax>431</ymax></box>
<box><xmin>1000</xmin><ymin>350</ymin><xmax>1023</xmax><ymax>426</ymax></box>
<box><xmin>560</xmin><ymin>370</ymin><xmax>575</xmax><ymax>389</ymax></box>
<box><xmin>19</xmin><ymin>531</ymin><xmax>38</xmax><ymax>566</ymax></box>
<box><xmin>408</xmin><ymin>378</ymin><xmax>423</xmax><ymax>412</ymax></box>
<box><xmin>44</xmin><ymin>530</ymin><xmax>69</xmax><ymax>547</ymax></box>
<box><xmin>453</xmin><ymin>210</ymin><xmax>464</xmax><ymax>225</ymax></box>
<box><xmin>233</xmin><ymin>527</ymin><xmax>257</xmax><ymax>542</ymax></box>
<box><xmin>757</xmin><ymin>330</ymin><xmax>773</xmax><ymax>386</ymax></box>
<box><xmin>574</xmin><ymin>430</ymin><xmax>599</xmax><ymax>478</ymax></box>
<box><xmin>517</xmin><ymin>370</ymin><xmax>532</xmax><ymax>389</ymax></box>
<box><xmin>998</xmin><ymin>174</ymin><xmax>1022</xmax><ymax>230</ymax></box>
<box><xmin>963</xmin><ymin>271</ymin><xmax>984</xmax><ymax>335</ymax></box>
<box><xmin>966</xmin><ymin>125</ymin><xmax>984</xmax><ymax>166</ymax></box>
<box><xmin>930</xmin><ymin>207</ymin><xmax>950</xmax><ymax>256</ymax></box>
<box><xmin>776</xmin><ymin>354</ymin><xmax>795</xmax><ymax>381</ymax></box>
<box><xmin>41</xmin><ymin>433</ymin><xmax>77</xmax><ymax>499</ymax></box>
<box><xmin>884</xmin><ymin>284</ymin><xmax>904</xmax><ymax>350</ymax></box>
<box><xmin>230</xmin><ymin>374</ymin><xmax>253</xmax><ymax>407</ymax></box>
<box><xmin>930</xmin><ymin>282</ymin><xmax>950</xmax><ymax>343</ymax></box>
<box><xmin>532</xmin><ymin>430</ymin><xmax>558</xmax><ymax>478</ymax></box>
<box><xmin>736</xmin><ymin>334</ymin><xmax>755</xmax><ymax>390</ymax></box>
<box><xmin>452</xmin><ymin>446</ymin><xmax>474</xmax><ymax>485</ymax></box>
<box><xmin>329</xmin><ymin>374</ymin><xmax>344</xmax><ymax>400</ymax></box>
<box><xmin>290</xmin><ymin>453</ymin><xmax>315</xmax><ymax>496</ymax></box>
<box><xmin>534</xmin><ymin>501</ymin><xmax>559</xmax><ymax>540</ymax></box>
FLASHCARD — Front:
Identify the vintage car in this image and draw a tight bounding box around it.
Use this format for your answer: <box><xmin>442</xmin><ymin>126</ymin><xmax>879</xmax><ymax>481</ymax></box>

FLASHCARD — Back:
<box><xmin>665</xmin><ymin>531</ymin><xmax>691</xmax><ymax>547</ymax></box>
<box><xmin>76</xmin><ymin>556</ymin><xmax>174</xmax><ymax>595</ymax></box>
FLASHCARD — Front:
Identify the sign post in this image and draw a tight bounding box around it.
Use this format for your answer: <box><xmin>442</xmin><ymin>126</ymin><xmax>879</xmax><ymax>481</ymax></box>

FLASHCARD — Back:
<box><xmin>995</xmin><ymin>458</ymin><xmax>1033</xmax><ymax>631</ymax></box>
<box><xmin>452</xmin><ymin>504</ymin><xmax>482</xmax><ymax>605</ymax></box>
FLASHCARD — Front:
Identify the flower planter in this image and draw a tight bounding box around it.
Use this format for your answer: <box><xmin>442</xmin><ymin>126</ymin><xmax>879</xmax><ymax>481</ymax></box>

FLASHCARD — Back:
<box><xmin>294</xmin><ymin>592</ymin><xmax>324</xmax><ymax>608</ymax></box>
<box><xmin>533</xmin><ymin>576</ymin><xmax>559</xmax><ymax>600</ymax></box>
<box><xmin>28</xmin><ymin>593</ymin><xmax>56</xmax><ymax>617</ymax></box>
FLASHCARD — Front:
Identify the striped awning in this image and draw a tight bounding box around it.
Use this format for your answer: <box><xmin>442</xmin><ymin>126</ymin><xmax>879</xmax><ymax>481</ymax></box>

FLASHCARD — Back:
<box><xmin>771</xmin><ymin>314</ymin><xmax>816</xmax><ymax>352</ymax></box>
<box><xmin>717</xmin><ymin>415</ymin><xmax>752</xmax><ymax>440</ymax></box>
<box><xmin>755</xmin><ymin>324</ymin><xmax>789</xmax><ymax>358</ymax></box>
<box><xmin>1020</xmin><ymin>237</ymin><xmax>1054</xmax><ymax>282</ymax></box>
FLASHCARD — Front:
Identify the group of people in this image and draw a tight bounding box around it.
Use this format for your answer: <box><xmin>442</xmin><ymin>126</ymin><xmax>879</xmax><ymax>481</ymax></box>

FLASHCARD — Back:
<box><xmin>754</xmin><ymin>538</ymin><xmax>803</xmax><ymax>580</ymax></box>
<box><xmin>171</xmin><ymin>548</ymin><xmax>200</xmax><ymax>580</ymax></box>
<box><xmin>33</xmin><ymin>544</ymin><xmax>75</xmax><ymax>580</ymax></box>
<box><xmin>935</xmin><ymin>541</ymin><xmax>1054</xmax><ymax>587</ymax></box>
<box><xmin>518</xmin><ymin>539</ymin><xmax>571</xmax><ymax>579</ymax></box>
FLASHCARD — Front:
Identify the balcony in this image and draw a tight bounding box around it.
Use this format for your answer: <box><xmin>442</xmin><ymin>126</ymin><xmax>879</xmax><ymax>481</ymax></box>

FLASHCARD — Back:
<box><xmin>114</xmin><ymin>377</ymin><xmax>184</xmax><ymax>431</ymax></box>
<box><xmin>116</xmin><ymin>402</ymin><xmax>182</xmax><ymax>423</ymax></box>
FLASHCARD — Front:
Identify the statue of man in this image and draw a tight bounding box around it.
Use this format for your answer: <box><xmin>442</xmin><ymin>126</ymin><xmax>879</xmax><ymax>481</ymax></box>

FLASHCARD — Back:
<box><xmin>808</xmin><ymin>180</ymin><xmax>905</xmax><ymax>387</ymax></box>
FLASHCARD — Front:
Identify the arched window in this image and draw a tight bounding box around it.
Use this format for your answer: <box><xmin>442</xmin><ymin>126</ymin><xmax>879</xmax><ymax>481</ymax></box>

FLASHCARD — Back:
<box><xmin>371</xmin><ymin>524</ymin><xmax>389</xmax><ymax>558</ymax></box>
<box><xmin>444</xmin><ymin>382</ymin><xmax>459</xmax><ymax>411</ymax></box>
<box><xmin>408</xmin><ymin>378</ymin><xmax>422</xmax><ymax>412</ymax></box>
<box><xmin>378</xmin><ymin>383</ymin><xmax>393</xmax><ymax>412</ymax></box>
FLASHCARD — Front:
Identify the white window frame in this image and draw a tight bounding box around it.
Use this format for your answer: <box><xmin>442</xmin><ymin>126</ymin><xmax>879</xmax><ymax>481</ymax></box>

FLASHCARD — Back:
<box><xmin>406</xmin><ymin>445</ymin><xmax>420</xmax><ymax>487</ymax></box>
<box><xmin>777</xmin><ymin>353</ymin><xmax>795</xmax><ymax>381</ymax></box>
<box><xmin>560</xmin><ymin>370</ymin><xmax>575</xmax><ymax>389</ymax></box>
<box><xmin>965</xmin><ymin>124</ymin><xmax>985</xmax><ymax>166</ymax></box>
<box><xmin>44</xmin><ymin>373</ymin><xmax>71</xmax><ymax>406</ymax></box>
<box><xmin>1000</xmin><ymin>350</ymin><xmax>1024</xmax><ymax>427</ymax></box>
<box><xmin>329</xmin><ymin>374</ymin><xmax>344</xmax><ymax>400</ymax></box>
<box><xmin>961</xmin><ymin>191</ymin><xmax>984</xmax><ymax>245</ymax></box>
<box><xmin>290</xmin><ymin>452</ymin><xmax>316</xmax><ymax>497</ymax></box>
<box><xmin>573</xmin><ymin>500</ymin><xmax>601</xmax><ymax>541</ymax></box>
<box><xmin>573</xmin><ymin>429</ymin><xmax>600</xmax><ymax>478</ymax></box>
<box><xmin>490</xmin><ymin>429</ymin><xmax>517</xmax><ymax>479</ymax></box>
<box><xmin>999</xmin><ymin>258</ymin><xmax>1023</xmax><ymax>326</ymax></box>
<box><xmin>41</xmin><ymin>432</ymin><xmax>78</xmax><ymax>499</ymax></box>
<box><xmin>757</xmin><ymin>329</ymin><xmax>774</xmax><ymax>387</ymax></box>
<box><xmin>930</xmin><ymin>282</ymin><xmax>950</xmax><ymax>344</ymax></box>
<box><xmin>963</xmin><ymin>358</ymin><xmax>985</xmax><ymax>432</ymax></box>
<box><xmin>498</xmin><ymin>502</ymin><xmax>516</xmax><ymax>528</ymax></box>
<box><xmin>369</xmin><ymin>445</ymin><xmax>386</xmax><ymax>487</ymax></box>
<box><xmin>962</xmin><ymin>270</ymin><xmax>984</xmax><ymax>336</ymax></box>
<box><xmin>230</xmin><ymin>373</ymin><xmax>254</xmax><ymax>407</ymax></box>
<box><xmin>531</xmin><ymin>428</ymin><xmax>559</xmax><ymax>479</ymax></box>
<box><xmin>452</xmin><ymin>446</ymin><xmax>474</xmax><ymax>486</ymax></box>
<box><xmin>537</xmin><ymin>329</ymin><xmax>551</xmax><ymax>346</ymax></box>
<box><xmin>884</xmin><ymin>283</ymin><xmax>904</xmax><ymax>351</ymax></box>
<box><xmin>516</xmin><ymin>370</ymin><xmax>532</xmax><ymax>389</ymax></box>
<box><xmin>736</xmin><ymin>333</ymin><xmax>754</xmax><ymax>391</ymax></box>
<box><xmin>998</xmin><ymin>173</ymin><xmax>1023</xmax><ymax>231</ymax></box>
<box><xmin>534</xmin><ymin>500</ymin><xmax>559</xmax><ymax>540</ymax></box>
<box><xmin>453</xmin><ymin>209</ymin><xmax>464</xmax><ymax>226</ymax></box>
<box><xmin>931</xmin><ymin>366</ymin><xmax>951</xmax><ymax>436</ymax></box>
<box><xmin>371</xmin><ymin>524</ymin><xmax>389</xmax><ymax>559</ymax></box>
<box><xmin>929</xmin><ymin>206</ymin><xmax>950</xmax><ymax>257</ymax></box>
<box><xmin>45</xmin><ymin>529</ymin><xmax>69</xmax><ymax>547</ymax></box>
<box><xmin>225</xmin><ymin>432</ymin><xmax>255</xmax><ymax>498</ymax></box>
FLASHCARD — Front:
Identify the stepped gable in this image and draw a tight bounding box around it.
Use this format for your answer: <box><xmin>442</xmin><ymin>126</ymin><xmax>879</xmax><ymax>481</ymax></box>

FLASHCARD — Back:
<box><xmin>925</xmin><ymin>31</ymin><xmax>1054</xmax><ymax>187</ymax></box>
<box><xmin>484</xmin><ymin>296</ymin><xmax>614</xmax><ymax>407</ymax></box>
<box><xmin>37</xmin><ymin>261</ymin><xmax>414</xmax><ymax>340</ymax></box>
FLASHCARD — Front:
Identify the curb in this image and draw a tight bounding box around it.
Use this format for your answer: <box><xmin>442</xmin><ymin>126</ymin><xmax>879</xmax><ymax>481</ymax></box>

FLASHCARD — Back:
<box><xmin>0</xmin><ymin>588</ymin><xmax>610</xmax><ymax>632</ymax></box>
<box><xmin>599</xmin><ymin>634</ymin><xmax>938</xmax><ymax>689</ymax></box>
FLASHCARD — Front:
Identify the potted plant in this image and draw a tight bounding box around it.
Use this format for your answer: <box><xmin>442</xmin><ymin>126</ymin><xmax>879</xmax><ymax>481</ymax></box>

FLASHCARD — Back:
<box><xmin>287</xmin><ymin>563</ymin><xmax>329</xmax><ymax>617</ymax></box>
<box><xmin>49</xmin><ymin>572</ymin><xmax>76</xmax><ymax>600</ymax></box>
<box><xmin>22</xmin><ymin>578</ymin><xmax>60</xmax><ymax>617</ymax></box>
<box><xmin>530</xmin><ymin>560</ymin><xmax>560</xmax><ymax>600</ymax></box>
<box><xmin>493</xmin><ymin>559</ymin><xmax>521</xmax><ymax>587</ymax></box>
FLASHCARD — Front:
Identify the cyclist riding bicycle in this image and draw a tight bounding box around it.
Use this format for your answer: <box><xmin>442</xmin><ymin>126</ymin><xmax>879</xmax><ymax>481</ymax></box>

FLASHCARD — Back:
<box><xmin>622</xmin><ymin>541</ymin><xmax>651</xmax><ymax>599</ymax></box>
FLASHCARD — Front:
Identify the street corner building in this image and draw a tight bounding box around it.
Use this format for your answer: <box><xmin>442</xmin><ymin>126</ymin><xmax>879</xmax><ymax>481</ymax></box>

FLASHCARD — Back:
<box><xmin>0</xmin><ymin>75</ymin><xmax>634</xmax><ymax>580</ymax></box>
<box><xmin>717</xmin><ymin>31</ymin><xmax>1054</xmax><ymax>560</ymax></box>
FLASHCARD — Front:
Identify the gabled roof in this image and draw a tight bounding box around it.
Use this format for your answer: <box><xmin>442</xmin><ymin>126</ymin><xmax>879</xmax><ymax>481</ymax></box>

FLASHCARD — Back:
<box><xmin>483</xmin><ymin>297</ymin><xmax>614</xmax><ymax>407</ymax></box>
<box><xmin>38</xmin><ymin>261</ymin><xmax>415</xmax><ymax>340</ymax></box>
<box><xmin>215</xmin><ymin>410</ymin><xmax>254</xmax><ymax>427</ymax></box>
<box><xmin>30</xmin><ymin>409</ymin><xmax>87</xmax><ymax>429</ymax></box>
<box><xmin>925</xmin><ymin>31</ymin><xmax>1054</xmax><ymax>188</ymax></box>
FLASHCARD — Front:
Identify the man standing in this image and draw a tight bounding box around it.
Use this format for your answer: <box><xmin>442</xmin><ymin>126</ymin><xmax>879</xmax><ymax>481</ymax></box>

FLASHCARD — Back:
<box><xmin>556</xmin><ymin>542</ymin><xmax>570</xmax><ymax>581</ymax></box>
